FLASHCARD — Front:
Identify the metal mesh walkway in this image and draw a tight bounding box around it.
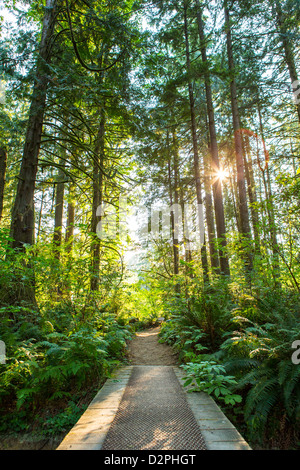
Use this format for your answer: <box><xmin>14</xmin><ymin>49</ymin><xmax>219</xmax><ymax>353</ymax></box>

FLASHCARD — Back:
<box><xmin>102</xmin><ymin>366</ymin><xmax>207</xmax><ymax>450</ymax></box>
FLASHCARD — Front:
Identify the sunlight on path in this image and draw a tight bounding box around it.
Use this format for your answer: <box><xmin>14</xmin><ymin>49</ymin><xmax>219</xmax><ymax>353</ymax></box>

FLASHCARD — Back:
<box><xmin>136</xmin><ymin>329</ymin><xmax>160</xmax><ymax>337</ymax></box>
<box><xmin>128</xmin><ymin>327</ymin><xmax>178</xmax><ymax>366</ymax></box>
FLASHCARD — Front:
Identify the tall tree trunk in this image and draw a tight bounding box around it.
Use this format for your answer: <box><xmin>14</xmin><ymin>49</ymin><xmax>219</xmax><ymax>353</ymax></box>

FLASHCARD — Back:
<box><xmin>64</xmin><ymin>183</ymin><xmax>75</xmax><ymax>298</ymax></box>
<box><xmin>257</xmin><ymin>106</ymin><xmax>280</xmax><ymax>284</ymax></box>
<box><xmin>195</xmin><ymin>0</ymin><xmax>230</xmax><ymax>276</ymax></box>
<box><xmin>90</xmin><ymin>107</ymin><xmax>105</xmax><ymax>292</ymax></box>
<box><xmin>6</xmin><ymin>0</ymin><xmax>57</xmax><ymax>305</ymax></box>
<box><xmin>229</xmin><ymin>173</ymin><xmax>240</xmax><ymax>233</ymax></box>
<box><xmin>65</xmin><ymin>185</ymin><xmax>75</xmax><ymax>255</ymax></box>
<box><xmin>0</xmin><ymin>147</ymin><xmax>7</xmax><ymax>221</ymax></box>
<box><xmin>242</xmin><ymin>135</ymin><xmax>261</xmax><ymax>255</ymax></box>
<box><xmin>53</xmin><ymin>160</ymin><xmax>65</xmax><ymax>261</ymax></box>
<box><xmin>170</xmin><ymin>131</ymin><xmax>179</xmax><ymax>278</ymax></box>
<box><xmin>52</xmin><ymin>159</ymin><xmax>65</xmax><ymax>298</ymax></box>
<box><xmin>274</xmin><ymin>0</ymin><xmax>300</xmax><ymax>123</ymax></box>
<box><xmin>203</xmin><ymin>128</ymin><xmax>220</xmax><ymax>272</ymax></box>
<box><xmin>172</xmin><ymin>130</ymin><xmax>180</xmax><ymax>278</ymax></box>
<box><xmin>167</xmin><ymin>131</ymin><xmax>180</xmax><ymax>277</ymax></box>
<box><xmin>36</xmin><ymin>186</ymin><xmax>45</xmax><ymax>243</ymax></box>
<box><xmin>179</xmin><ymin>180</ymin><xmax>193</xmax><ymax>270</ymax></box>
<box><xmin>183</xmin><ymin>2</ymin><xmax>209</xmax><ymax>281</ymax></box>
<box><xmin>179</xmin><ymin>178</ymin><xmax>193</xmax><ymax>306</ymax></box>
<box><xmin>224</xmin><ymin>3</ymin><xmax>253</xmax><ymax>270</ymax></box>
<box><xmin>10</xmin><ymin>0</ymin><xmax>58</xmax><ymax>251</ymax></box>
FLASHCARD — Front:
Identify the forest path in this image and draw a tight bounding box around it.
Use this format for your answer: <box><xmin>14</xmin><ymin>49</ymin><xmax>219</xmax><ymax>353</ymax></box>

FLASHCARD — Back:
<box><xmin>99</xmin><ymin>328</ymin><xmax>207</xmax><ymax>449</ymax></box>
<box><xmin>127</xmin><ymin>326</ymin><xmax>178</xmax><ymax>366</ymax></box>
<box><xmin>57</xmin><ymin>326</ymin><xmax>251</xmax><ymax>451</ymax></box>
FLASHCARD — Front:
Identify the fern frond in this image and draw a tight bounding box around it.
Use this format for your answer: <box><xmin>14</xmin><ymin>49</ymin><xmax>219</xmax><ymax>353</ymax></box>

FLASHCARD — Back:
<box><xmin>244</xmin><ymin>376</ymin><xmax>279</xmax><ymax>422</ymax></box>
<box><xmin>282</xmin><ymin>366</ymin><xmax>300</xmax><ymax>410</ymax></box>
<box><xmin>223</xmin><ymin>357</ymin><xmax>260</xmax><ymax>374</ymax></box>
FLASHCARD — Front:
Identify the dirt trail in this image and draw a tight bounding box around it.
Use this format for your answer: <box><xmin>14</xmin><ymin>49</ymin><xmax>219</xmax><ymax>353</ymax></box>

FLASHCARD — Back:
<box><xmin>127</xmin><ymin>326</ymin><xmax>178</xmax><ymax>366</ymax></box>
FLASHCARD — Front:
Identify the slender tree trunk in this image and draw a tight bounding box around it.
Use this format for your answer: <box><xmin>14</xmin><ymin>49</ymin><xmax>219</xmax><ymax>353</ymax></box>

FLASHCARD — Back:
<box><xmin>65</xmin><ymin>185</ymin><xmax>75</xmax><ymax>255</ymax></box>
<box><xmin>257</xmin><ymin>106</ymin><xmax>280</xmax><ymax>284</ymax></box>
<box><xmin>179</xmin><ymin>178</ymin><xmax>193</xmax><ymax>305</ymax></box>
<box><xmin>53</xmin><ymin>161</ymin><xmax>65</xmax><ymax>261</ymax></box>
<box><xmin>183</xmin><ymin>2</ymin><xmax>209</xmax><ymax>281</ymax></box>
<box><xmin>90</xmin><ymin>107</ymin><xmax>105</xmax><ymax>292</ymax></box>
<box><xmin>195</xmin><ymin>0</ymin><xmax>230</xmax><ymax>276</ymax></box>
<box><xmin>167</xmin><ymin>131</ymin><xmax>180</xmax><ymax>277</ymax></box>
<box><xmin>203</xmin><ymin>135</ymin><xmax>220</xmax><ymax>272</ymax></box>
<box><xmin>52</xmin><ymin>159</ymin><xmax>66</xmax><ymax>298</ymax></box>
<box><xmin>242</xmin><ymin>136</ymin><xmax>261</xmax><ymax>255</ymax></box>
<box><xmin>229</xmin><ymin>174</ymin><xmax>240</xmax><ymax>232</ymax></box>
<box><xmin>274</xmin><ymin>0</ymin><xmax>300</xmax><ymax>123</ymax></box>
<box><xmin>224</xmin><ymin>3</ymin><xmax>252</xmax><ymax>270</ymax></box>
<box><xmin>63</xmin><ymin>183</ymin><xmax>75</xmax><ymax>298</ymax></box>
<box><xmin>36</xmin><ymin>186</ymin><xmax>45</xmax><ymax>243</ymax></box>
<box><xmin>10</xmin><ymin>0</ymin><xmax>58</xmax><ymax>251</ymax></box>
<box><xmin>179</xmin><ymin>181</ymin><xmax>193</xmax><ymax>270</ymax></box>
<box><xmin>172</xmin><ymin>131</ymin><xmax>180</xmax><ymax>278</ymax></box>
<box><xmin>0</xmin><ymin>147</ymin><xmax>7</xmax><ymax>221</ymax></box>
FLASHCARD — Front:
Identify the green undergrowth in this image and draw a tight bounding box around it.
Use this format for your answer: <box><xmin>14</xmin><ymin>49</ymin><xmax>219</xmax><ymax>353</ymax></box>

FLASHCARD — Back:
<box><xmin>0</xmin><ymin>301</ymin><xmax>134</xmax><ymax>441</ymax></box>
<box><xmin>158</xmin><ymin>278</ymin><xmax>300</xmax><ymax>450</ymax></box>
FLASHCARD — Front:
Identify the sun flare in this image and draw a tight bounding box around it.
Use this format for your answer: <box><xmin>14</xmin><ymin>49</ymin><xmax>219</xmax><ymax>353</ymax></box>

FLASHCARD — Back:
<box><xmin>216</xmin><ymin>168</ymin><xmax>229</xmax><ymax>181</ymax></box>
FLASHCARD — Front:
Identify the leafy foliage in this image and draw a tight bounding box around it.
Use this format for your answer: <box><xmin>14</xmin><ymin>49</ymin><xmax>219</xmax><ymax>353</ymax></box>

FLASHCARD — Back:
<box><xmin>181</xmin><ymin>360</ymin><xmax>242</xmax><ymax>406</ymax></box>
<box><xmin>158</xmin><ymin>276</ymin><xmax>300</xmax><ymax>449</ymax></box>
<box><xmin>0</xmin><ymin>299</ymin><xmax>132</xmax><ymax>432</ymax></box>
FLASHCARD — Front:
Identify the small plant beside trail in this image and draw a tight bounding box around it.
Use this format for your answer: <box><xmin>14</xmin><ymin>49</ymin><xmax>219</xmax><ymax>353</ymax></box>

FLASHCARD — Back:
<box><xmin>181</xmin><ymin>360</ymin><xmax>242</xmax><ymax>406</ymax></box>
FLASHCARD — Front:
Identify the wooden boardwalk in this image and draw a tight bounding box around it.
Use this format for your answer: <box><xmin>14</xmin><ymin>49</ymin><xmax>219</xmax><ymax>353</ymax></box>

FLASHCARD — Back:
<box><xmin>56</xmin><ymin>365</ymin><xmax>251</xmax><ymax>451</ymax></box>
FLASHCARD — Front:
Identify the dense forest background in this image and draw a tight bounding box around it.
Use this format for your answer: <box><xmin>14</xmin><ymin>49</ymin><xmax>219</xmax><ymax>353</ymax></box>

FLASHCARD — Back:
<box><xmin>0</xmin><ymin>0</ymin><xmax>299</xmax><ymax>450</ymax></box>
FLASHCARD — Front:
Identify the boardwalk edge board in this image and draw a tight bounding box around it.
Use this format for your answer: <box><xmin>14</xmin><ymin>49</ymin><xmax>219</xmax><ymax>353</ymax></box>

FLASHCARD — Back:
<box><xmin>56</xmin><ymin>366</ymin><xmax>133</xmax><ymax>450</ymax></box>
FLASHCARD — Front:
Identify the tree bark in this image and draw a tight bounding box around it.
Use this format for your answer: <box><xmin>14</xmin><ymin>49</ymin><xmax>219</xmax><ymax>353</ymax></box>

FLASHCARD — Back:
<box><xmin>195</xmin><ymin>0</ymin><xmax>230</xmax><ymax>276</ymax></box>
<box><xmin>53</xmin><ymin>160</ymin><xmax>65</xmax><ymax>261</ymax></box>
<box><xmin>167</xmin><ymin>130</ymin><xmax>180</xmax><ymax>277</ymax></box>
<box><xmin>257</xmin><ymin>106</ymin><xmax>280</xmax><ymax>284</ymax></box>
<box><xmin>203</xmin><ymin>144</ymin><xmax>220</xmax><ymax>273</ymax></box>
<box><xmin>224</xmin><ymin>4</ymin><xmax>253</xmax><ymax>270</ymax></box>
<box><xmin>10</xmin><ymin>0</ymin><xmax>58</xmax><ymax>252</ymax></box>
<box><xmin>63</xmin><ymin>183</ymin><xmax>75</xmax><ymax>298</ymax></box>
<box><xmin>179</xmin><ymin>179</ymin><xmax>193</xmax><ymax>270</ymax></box>
<box><xmin>65</xmin><ymin>185</ymin><xmax>75</xmax><ymax>255</ymax></box>
<box><xmin>36</xmin><ymin>186</ymin><xmax>45</xmax><ymax>243</ymax></box>
<box><xmin>90</xmin><ymin>107</ymin><xmax>105</xmax><ymax>291</ymax></box>
<box><xmin>183</xmin><ymin>2</ymin><xmax>209</xmax><ymax>281</ymax></box>
<box><xmin>0</xmin><ymin>147</ymin><xmax>7</xmax><ymax>221</ymax></box>
<box><xmin>172</xmin><ymin>131</ymin><xmax>180</xmax><ymax>277</ymax></box>
<box><xmin>242</xmin><ymin>135</ymin><xmax>261</xmax><ymax>255</ymax></box>
<box><xmin>229</xmin><ymin>172</ymin><xmax>240</xmax><ymax>233</ymax></box>
<box><xmin>6</xmin><ymin>1</ymin><xmax>58</xmax><ymax>305</ymax></box>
